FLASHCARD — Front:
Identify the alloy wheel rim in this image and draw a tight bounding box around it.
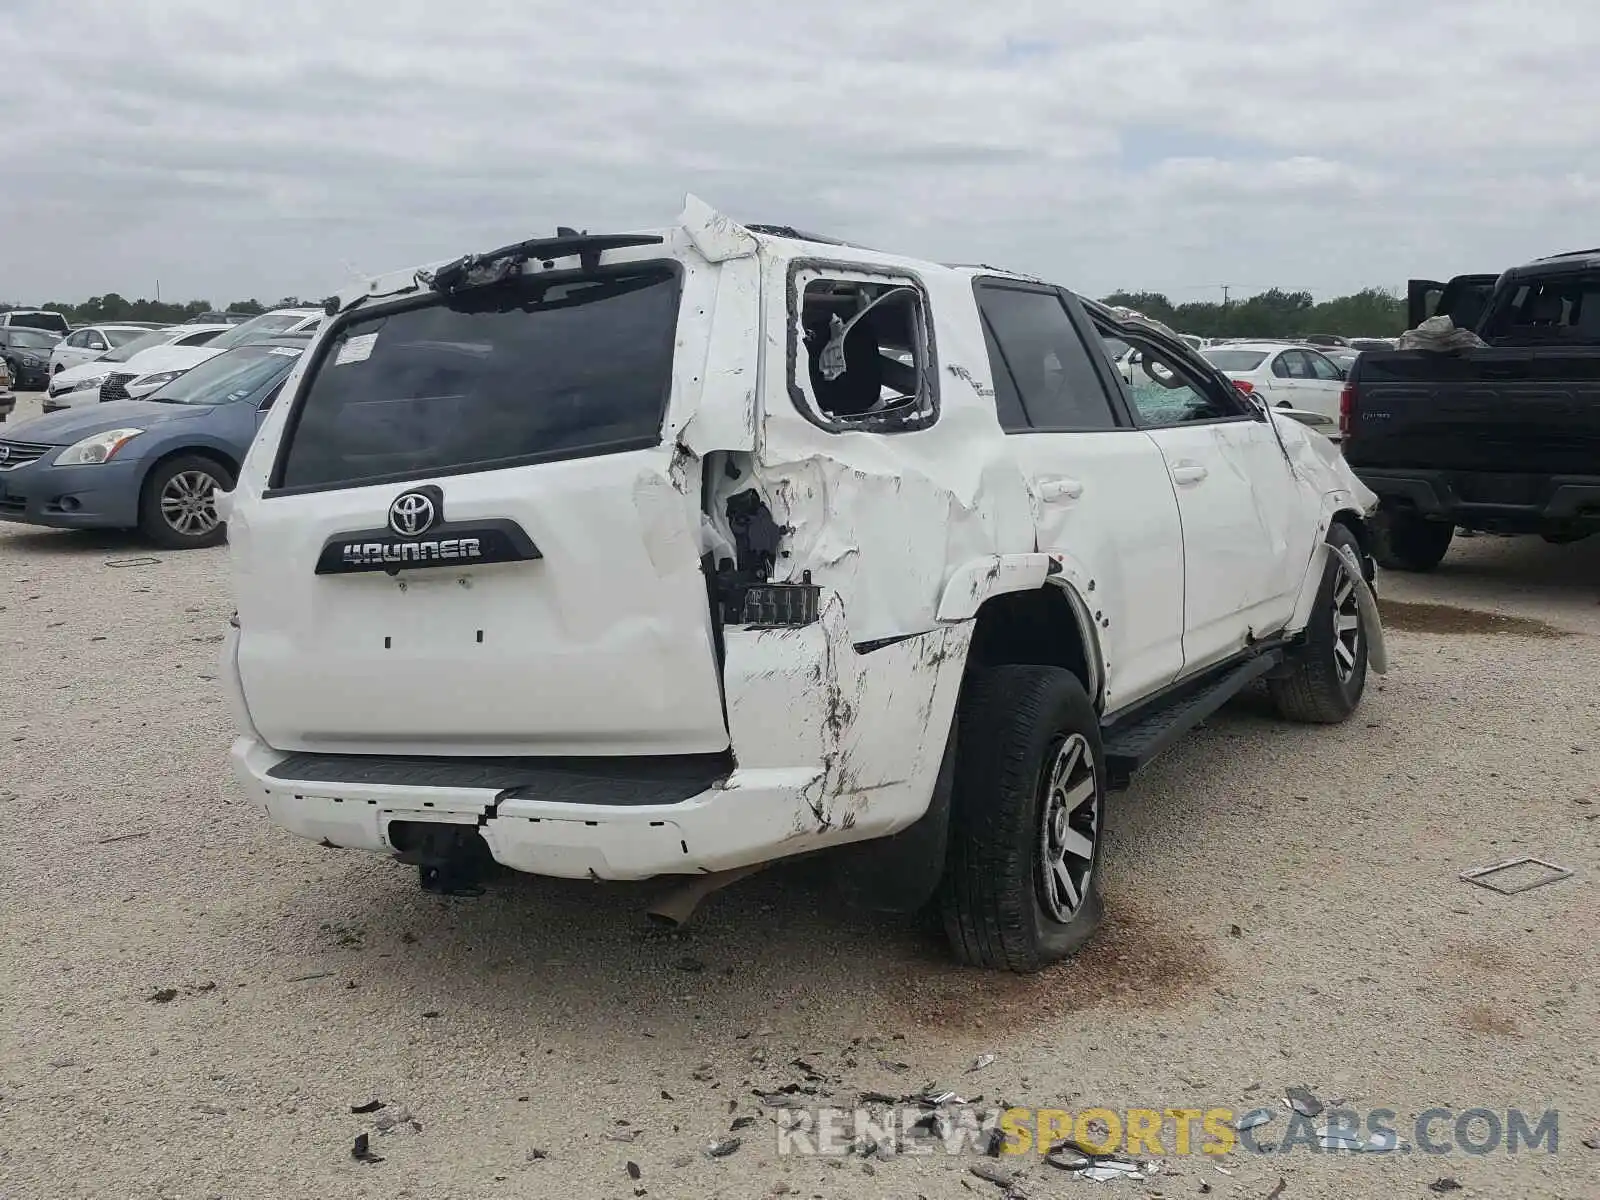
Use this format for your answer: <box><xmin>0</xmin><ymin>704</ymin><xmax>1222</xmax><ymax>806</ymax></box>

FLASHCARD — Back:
<box><xmin>1331</xmin><ymin>554</ymin><xmax>1363</xmax><ymax>684</ymax></box>
<box><xmin>160</xmin><ymin>469</ymin><xmax>221</xmax><ymax>537</ymax></box>
<box><xmin>1036</xmin><ymin>732</ymin><xmax>1099</xmax><ymax>923</ymax></box>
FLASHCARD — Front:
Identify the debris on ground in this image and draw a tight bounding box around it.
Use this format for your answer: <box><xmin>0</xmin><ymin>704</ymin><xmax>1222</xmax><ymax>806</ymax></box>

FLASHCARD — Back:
<box><xmin>1459</xmin><ymin>856</ymin><xmax>1575</xmax><ymax>895</ymax></box>
<box><xmin>373</xmin><ymin>1108</ymin><xmax>420</xmax><ymax>1134</ymax></box>
<box><xmin>604</xmin><ymin>1127</ymin><xmax>643</xmax><ymax>1144</ymax></box>
<box><xmin>146</xmin><ymin>988</ymin><xmax>178</xmax><ymax>1004</ymax></box>
<box><xmin>1265</xmin><ymin>1179</ymin><xmax>1286</xmax><ymax>1200</ymax></box>
<box><xmin>969</xmin><ymin>1161</ymin><xmax>1017</xmax><ymax>1189</ymax></box>
<box><xmin>705</xmin><ymin>1135</ymin><xmax>742</xmax><ymax>1158</ymax></box>
<box><xmin>350</xmin><ymin>1100</ymin><xmax>386</xmax><ymax>1114</ymax></box>
<box><xmin>192</xmin><ymin>1103</ymin><xmax>226</xmax><ymax>1116</ymax></box>
<box><xmin>351</xmin><ymin>1133</ymin><xmax>384</xmax><ymax>1164</ymax></box>
<box><xmin>1234</xmin><ymin>1108</ymin><xmax>1274</xmax><ymax>1132</ymax></box>
<box><xmin>626</xmin><ymin>1161</ymin><xmax>641</xmax><ymax>1180</ymax></box>
<box><xmin>966</xmin><ymin>1053</ymin><xmax>997</xmax><ymax>1073</ymax></box>
<box><xmin>526</xmin><ymin>1149</ymin><xmax>548</xmax><ymax>1161</ymax></box>
<box><xmin>1427</xmin><ymin>1180</ymin><xmax>1463</xmax><ymax>1194</ymax></box>
<box><xmin>1283</xmin><ymin>1086</ymin><xmax>1323</xmax><ymax>1118</ymax></box>
<box><xmin>105</xmin><ymin>557</ymin><xmax>161</xmax><ymax>569</ymax></box>
<box><xmin>730</xmin><ymin>1115</ymin><xmax>756</xmax><ymax>1131</ymax></box>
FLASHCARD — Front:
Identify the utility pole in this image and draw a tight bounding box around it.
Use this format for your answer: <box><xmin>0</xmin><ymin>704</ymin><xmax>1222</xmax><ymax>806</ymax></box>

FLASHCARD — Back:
<box><xmin>156</xmin><ymin>279</ymin><xmax>161</xmax><ymax>302</ymax></box>
<box><xmin>1221</xmin><ymin>284</ymin><xmax>1230</xmax><ymax>307</ymax></box>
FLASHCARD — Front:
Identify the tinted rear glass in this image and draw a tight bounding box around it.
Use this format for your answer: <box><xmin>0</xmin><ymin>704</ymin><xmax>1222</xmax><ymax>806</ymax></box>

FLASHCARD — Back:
<box><xmin>1202</xmin><ymin>350</ymin><xmax>1269</xmax><ymax>371</ymax></box>
<box><xmin>276</xmin><ymin>265</ymin><xmax>680</xmax><ymax>491</ymax></box>
<box><xmin>7</xmin><ymin>312</ymin><xmax>69</xmax><ymax>332</ymax></box>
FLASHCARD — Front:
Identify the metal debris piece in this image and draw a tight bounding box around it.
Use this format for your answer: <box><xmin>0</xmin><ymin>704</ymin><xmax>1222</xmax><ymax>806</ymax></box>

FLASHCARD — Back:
<box><xmin>604</xmin><ymin>1128</ymin><xmax>643</xmax><ymax>1143</ymax></box>
<box><xmin>967</xmin><ymin>1053</ymin><xmax>997</xmax><ymax>1073</ymax></box>
<box><xmin>1459</xmin><ymin>856</ymin><xmax>1575</xmax><ymax>895</ymax></box>
<box><xmin>705</xmin><ymin>1135</ymin><xmax>742</xmax><ymax>1158</ymax></box>
<box><xmin>626</xmin><ymin>1161</ymin><xmax>641</xmax><ymax>1180</ymax></box>
<box><xmin>969</xmin><ymin>1162</ymin><xmax>1017</xmax><ymax>1189</ymax></box>
<box><xmin>1234</xmin><ymin>1108</ymin><xmax>1274</xmax><ymax>1132</ymax></box>
<box><xmin>730</xmin><ymin>1115</ymin><xmax>756</xmax><ymax>1131</ymax></box>
<box><xmin>1362</xmin><ymin>1129</ymin><xmax>1402</xmax><ymax>1153</ymax></box>
<box><xmin>350</xmin><ymin>1100</ymin><xmax>386</xmax><ymax>1114</ymax></box>
<box><xmin>1283</xmin><ymin>1086</ymin><xmax>1323</xmax><ymax>1118</ymax></box>
<box><xmin>859</xmin><ymin>1090</ymin><xmax>901</xmax><ymax>1105</ymax></box>
<box><xmin>527</xmin><ymin>1148</ymin><xmax>548</xmax><ymax>1161</ymax></box>
<box><xmin>1265</xmin><ymin>1179</ymin><xmax>1286</xmax><ymax>1200</ymax></box>
<box><xmin>146</xmin><ymin>988</ymin><xmax>178</xmax><ymax>1004</ymax></box>
<box><xmin>106</xmin><ymin>556</ymin><xmax>161</xmax><ymax>568</ymax></box>
<box><xmin>1427</xmin><ymin>1180</ymin><xmax>1463</xmax><ymax>1194</ymax></box>
<box><xmin>351</xmin><ymin>1133</ymin><xmax>384</xmax><ymax>1164</ymax></box>
<box><xmin>1316</xmin><ymin>1126</ymin><xmax>1363</xmax><ymax>1151</ymax></box>
<box><xmin>193</xmin><ymin>1103</ymin><xmax>227</xmax><ymax>1116</ymax></box>
<box><xmin>1582</xmin><ymin>1136</ymin><xmax>1600</xmax><ymax>1150</ymax></box>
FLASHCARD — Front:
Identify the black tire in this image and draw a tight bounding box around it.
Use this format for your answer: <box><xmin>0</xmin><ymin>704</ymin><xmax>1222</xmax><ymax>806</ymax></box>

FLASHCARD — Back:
<box><xmin>1372</xmin><ymin>509</ymin><xmax>1453</xmax><ymax>571</ymax></box>
<box><xmin>939</xmin><ymin>665</ymin><xmax>1106</xmax><ymax>972</ymax></box>
<box><xmin>137</xmin><ymin>454</ymin><xmax>234</xmax><ymax>550</ymax></box>
<box><xmin>1269</xmin><ymin>523</ymin><xmax>1368</xmax><ymax>724</ymax></box>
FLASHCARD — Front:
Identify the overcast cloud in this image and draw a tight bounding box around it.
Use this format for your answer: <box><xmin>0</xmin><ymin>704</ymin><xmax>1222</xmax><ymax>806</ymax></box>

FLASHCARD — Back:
<box><xmin>3</xmin><ymin>0</ymin><xmax>1598</xmax><ymax>306</ymax></box>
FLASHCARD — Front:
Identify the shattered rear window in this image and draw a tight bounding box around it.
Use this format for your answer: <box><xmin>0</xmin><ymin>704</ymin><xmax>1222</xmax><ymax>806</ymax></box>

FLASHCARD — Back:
<box><xmin>273</xmin><ymin>265</ymin><xmax>680</xmax><ymax>492</ymax></box>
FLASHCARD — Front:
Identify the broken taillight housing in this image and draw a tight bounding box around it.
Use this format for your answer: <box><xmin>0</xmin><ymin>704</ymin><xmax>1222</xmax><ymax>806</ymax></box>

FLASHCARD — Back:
<box><xmin>1231</xmin><ymin>379</ymin><xmax>1256</xmax><ymax>395</ymax></box>
<box><xmin>1339</xmin><ymin>383</ymin><xmax>1355</xmax><ymax>440</ymax></box>
<box><xmin>739</xmin><ymin>573</ymin><xmax>820</xmax><ymax>627</ymax></box>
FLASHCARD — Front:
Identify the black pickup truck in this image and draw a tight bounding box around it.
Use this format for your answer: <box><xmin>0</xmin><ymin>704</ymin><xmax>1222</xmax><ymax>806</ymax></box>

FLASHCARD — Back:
<box><xmin>1343</xmin><ymin>251</ymin><xmax>1600</xmax><ymax>570</ymax></box>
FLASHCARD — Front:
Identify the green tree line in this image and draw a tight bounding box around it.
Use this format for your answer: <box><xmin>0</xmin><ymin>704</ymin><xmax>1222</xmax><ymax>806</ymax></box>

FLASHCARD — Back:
<box><xmin>0</xmin><ymin>295</ymin><xmax>314</xmax><ymax>326</ymax></box>
<box><xmin>1100</xmin><ymin>287</ymin><xmax>1406</xmax><ymax>339</ymax></box>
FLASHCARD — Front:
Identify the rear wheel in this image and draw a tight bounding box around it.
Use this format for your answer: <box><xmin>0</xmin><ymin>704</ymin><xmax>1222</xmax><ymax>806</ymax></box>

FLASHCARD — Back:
<box><xmin>1269</xmin><ymin>523</ymin><xmax>1368</xmax><ymax>724</ymax></box>
<box><xmin>1372</xmin><ymin>509</ymin><xmax>1453</xmax><ymax>571</ymax></box>
<box><xmin>138</xmin><ymin>454</ymin><xmax>234</xmax><ymax>549</ymax></box>
<box><xmin>939</xmin><ymin>665</ymin><xmax>1106</xmax><ymax>972</ymax></box>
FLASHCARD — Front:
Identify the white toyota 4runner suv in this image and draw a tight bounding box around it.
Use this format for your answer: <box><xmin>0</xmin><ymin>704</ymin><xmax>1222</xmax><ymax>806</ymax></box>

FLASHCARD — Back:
<box><xmin>220</xmin><ymin>198</ymin><xmax>1385</xmax><ymax>971</ymax></box>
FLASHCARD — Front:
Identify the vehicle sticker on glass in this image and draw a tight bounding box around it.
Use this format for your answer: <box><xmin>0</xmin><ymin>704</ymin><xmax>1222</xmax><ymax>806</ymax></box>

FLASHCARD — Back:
<box><xmin>269</xmin><ymin>346</ymin><xmax>302</xmax><ymax>357</ymax></box>
<box><xmin>334</xmin><ymin>333</ymin><xmax>377</xmax><ymax>366</ymax></box>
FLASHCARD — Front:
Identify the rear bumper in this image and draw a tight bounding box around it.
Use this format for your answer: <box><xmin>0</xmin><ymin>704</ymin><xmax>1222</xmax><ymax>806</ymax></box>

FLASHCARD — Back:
<box><xmin>1356</xmin><ymin>468</ymin><xmax>1600</xmax><ymax>529</ymax></box>
<box><xmin>224</xmin><ymin>608</ymin><xmax>971</xmax><ymax>880</ymax></box>
<box><xmin>233</xmin><ymin>734</ymin><xmax>846</xmax><ymax>879</ymax></box>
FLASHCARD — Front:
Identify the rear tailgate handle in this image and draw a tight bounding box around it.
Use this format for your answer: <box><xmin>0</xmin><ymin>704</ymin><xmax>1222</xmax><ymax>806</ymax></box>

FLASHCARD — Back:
<box><xmin>1036</xmin><ymin>477</ymin><xmax>1085</xmax><ymax>502</ymax></box>
<box><xmin>1170</xmin><ymin>462</ymin><xmax>1208</xmax><ymax>486</ymax></box>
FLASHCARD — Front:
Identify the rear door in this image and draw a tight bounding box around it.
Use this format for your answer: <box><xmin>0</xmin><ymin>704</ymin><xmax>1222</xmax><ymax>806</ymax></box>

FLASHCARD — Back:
<box><xmin>974</xmin><ymin>281</ymin><xmax>1187</xmax><ymax>709</ymax></box>
<box><xmin>232</xmin><ymin>253</ymin><xmax>747</xmax><ymax>758</ymax></box>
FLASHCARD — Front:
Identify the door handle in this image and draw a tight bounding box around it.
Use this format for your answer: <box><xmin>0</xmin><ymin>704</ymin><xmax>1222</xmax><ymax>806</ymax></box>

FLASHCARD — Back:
<box><xmin>1170</xmin><ymin>463</ymin><xmax>1208</xmax><ymax>486</ymax></box>
<box><xmin>1036</xmin><ymin>478</ymin><xmax>1084</xmax><ymax>502</ymax></box>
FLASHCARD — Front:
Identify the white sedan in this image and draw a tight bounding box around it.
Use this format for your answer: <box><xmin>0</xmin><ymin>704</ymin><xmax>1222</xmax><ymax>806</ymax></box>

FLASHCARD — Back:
<box><xmin>44</xmin><ymin>325</ymin><xmax>234</xmax><ymax>410</ymax></box>
<box><xmin>104</xmin><ymin>308</ymin><xmax>324</xmax><ymax>401</ymax></box>
<box><xmin>49</xmin><ymin>324</ymin><xmax>166</xmax><ymax>374</ymax></box>
<box><xmin>1200</xmin><ymin>342</ymin><xmax>1349</xmax><ymax>423</ymax></box>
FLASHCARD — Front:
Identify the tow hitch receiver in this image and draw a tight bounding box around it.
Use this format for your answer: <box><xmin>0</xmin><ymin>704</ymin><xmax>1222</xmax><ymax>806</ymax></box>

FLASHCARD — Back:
<box><xmin>389</xmin><ymin>821</ymin><xmax>493</xmax><ymax>896</ymax></box>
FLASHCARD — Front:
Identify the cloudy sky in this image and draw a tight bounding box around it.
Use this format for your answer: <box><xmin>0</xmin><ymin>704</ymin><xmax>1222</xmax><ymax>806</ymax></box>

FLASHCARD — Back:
<box><xmin>4</xmin><ymin>0</ymin><xmax>1598</xmax><ymax>308</ymax></box>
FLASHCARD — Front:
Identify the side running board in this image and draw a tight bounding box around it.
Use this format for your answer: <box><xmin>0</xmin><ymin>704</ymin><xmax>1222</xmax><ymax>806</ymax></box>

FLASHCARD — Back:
<box><xmin>1101</xmin><ymin>650</ymin><xmax>1284</xmax><ymax>789</ymax></box>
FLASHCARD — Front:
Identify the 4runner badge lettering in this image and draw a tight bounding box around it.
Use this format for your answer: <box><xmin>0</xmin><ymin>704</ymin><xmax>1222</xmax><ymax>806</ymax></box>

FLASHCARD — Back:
<box><xmin>314</xmin><ymin>487</ymin><xmax>542</xmax><ymax>576</ymax></box>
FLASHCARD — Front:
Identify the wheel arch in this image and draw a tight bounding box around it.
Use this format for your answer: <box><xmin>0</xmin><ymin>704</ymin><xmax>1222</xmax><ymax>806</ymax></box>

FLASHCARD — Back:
<box><xmin>1287</xmin><ymin>500</ymin><xmax>1372</xmax><ymax>634</ymax></box>
<box><xmin>135</xmin><ymin>442</ymin><xmax>242</xmax><ymax>495</ymax></box>
<box><xmin>963</xmin><ymin>582</ymin><xmax>1104</xmax><ymax>711</ymax></box>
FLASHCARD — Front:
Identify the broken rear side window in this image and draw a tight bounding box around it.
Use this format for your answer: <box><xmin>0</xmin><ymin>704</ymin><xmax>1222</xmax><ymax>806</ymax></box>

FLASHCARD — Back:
<box><xmin>272</xmin><ymin>265</ymin><xmax>681</xmax><ymax>492</ymax></box>
<box><xmin>791</xmin><ymin>275</ymin><xmax>935</xmax><ymax>431</ymax></box>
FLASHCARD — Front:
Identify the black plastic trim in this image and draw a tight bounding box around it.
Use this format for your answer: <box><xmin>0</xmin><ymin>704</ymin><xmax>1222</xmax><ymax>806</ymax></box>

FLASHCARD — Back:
<box><xmin>314</xmin><ymin>518</ymin><xmax>542</xmax><ymax>575</ymax></box>
<box><xmin>267</xmin><ymin>750</ymin><xmax>734</xmax><ymax>805</ymax></box>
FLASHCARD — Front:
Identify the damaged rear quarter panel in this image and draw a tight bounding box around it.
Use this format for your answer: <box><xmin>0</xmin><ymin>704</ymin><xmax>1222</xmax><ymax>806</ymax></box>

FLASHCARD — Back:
<box><xmin>722</xmin><ymin>597</ymin><xmax>973</xmax><ymax>842</ymax></box>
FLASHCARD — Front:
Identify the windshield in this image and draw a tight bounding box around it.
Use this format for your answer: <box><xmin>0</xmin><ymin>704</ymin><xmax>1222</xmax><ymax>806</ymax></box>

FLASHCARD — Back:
<box><xmin>103</xmin><ymin>329</ymin><xmax>179</xmax><ymax>362</ymax></box>
<box><xmin>105</xmin><ymin>328</ymin><xmax>149</xmax><ymax>348</ymax></box>
<box><xmin>8</xmin><ymin>329</ymin><xmax>61</xmax><ymax>349</ymax></box>
<box><xmin>1202</xmin><ymin>349</ymin><xmax>1269</xmax><ymax>371</ymax></box>
<box><xmin>208</xmin><ymin>312</ymin><xmax>308</xmax><ymax>349</ymax></box>
<box><xmin>147</xmin><ymin>344</ymin><xmax>303</xmax><ymax>405</ymax></box>
<box><xmin>276</xmin><ymin>265</ymin><xmax>680</xmax><ymax>491</ymax></box>
<box><xmin>7</xmin><ymin>312</ymin><xmax>68</xmax><ymax>333</ymax></box>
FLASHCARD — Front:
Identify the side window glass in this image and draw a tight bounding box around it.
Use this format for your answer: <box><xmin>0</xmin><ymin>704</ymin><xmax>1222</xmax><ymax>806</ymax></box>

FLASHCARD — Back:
<box><xmin>1118</xmin><ymin>338</ymin><xmax>1237</xmax><ymax>428</ymax></box>
<box><xmin>1270</xmin><ymin>352</ymin><xmax>1293</xmax><ymax>379</ymax></box>
<box><xmin>1307</xmin><ymin>352</ymin><xmax>1341</xmax><ymax>381</ymax></box>
<box><xmin>975</xmin><ymin>284</ymin><xmax>1119</xmax><ymax>431</ymax></box>
<box><xmin>1287</xmin><ymin>351</ymin><xmax>1315</xmax><ymax>380</ymax></box>
<box><xmin>87</xmin><ymin>332</ymin><xmax>107</xmax><ymax>351</ymax></box>
<box><xmin>791</xmin><ymin>274</ymin><xmax>935</xmax><ymax>431</ymax></box>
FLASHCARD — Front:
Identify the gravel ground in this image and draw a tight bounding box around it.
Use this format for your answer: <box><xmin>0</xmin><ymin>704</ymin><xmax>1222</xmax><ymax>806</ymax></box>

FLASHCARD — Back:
<box><xmin>2</xmin><ymin>388</ymin><xmax>1596</xmax><ymax>1199</ymax></box>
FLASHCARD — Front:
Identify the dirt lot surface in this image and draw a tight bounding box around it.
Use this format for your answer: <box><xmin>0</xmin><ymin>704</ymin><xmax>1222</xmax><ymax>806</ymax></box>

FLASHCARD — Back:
<box><xmin>1</xmin><ymin>390</ymin><xmax>1596</xmax><ymax>1199</ymax></box>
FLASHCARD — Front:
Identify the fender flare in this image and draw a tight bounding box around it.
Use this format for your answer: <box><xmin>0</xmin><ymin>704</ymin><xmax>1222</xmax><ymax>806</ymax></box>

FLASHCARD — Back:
<box><xmin>936</xmin><ymin>552</ymin><xmax>1107</xmax><ymax>709</ymax></box>
<box><xmin>1287</xmin><ymin>496</ymin><xmax>1372</xmax><ymax>634</ymax></box>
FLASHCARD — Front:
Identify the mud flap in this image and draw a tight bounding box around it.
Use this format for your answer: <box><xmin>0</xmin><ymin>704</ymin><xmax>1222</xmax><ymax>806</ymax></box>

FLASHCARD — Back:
<box><xmin>827</xmin><ymin>714</ymin><xmax>956</xmax><ymax>913</ymax></box>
